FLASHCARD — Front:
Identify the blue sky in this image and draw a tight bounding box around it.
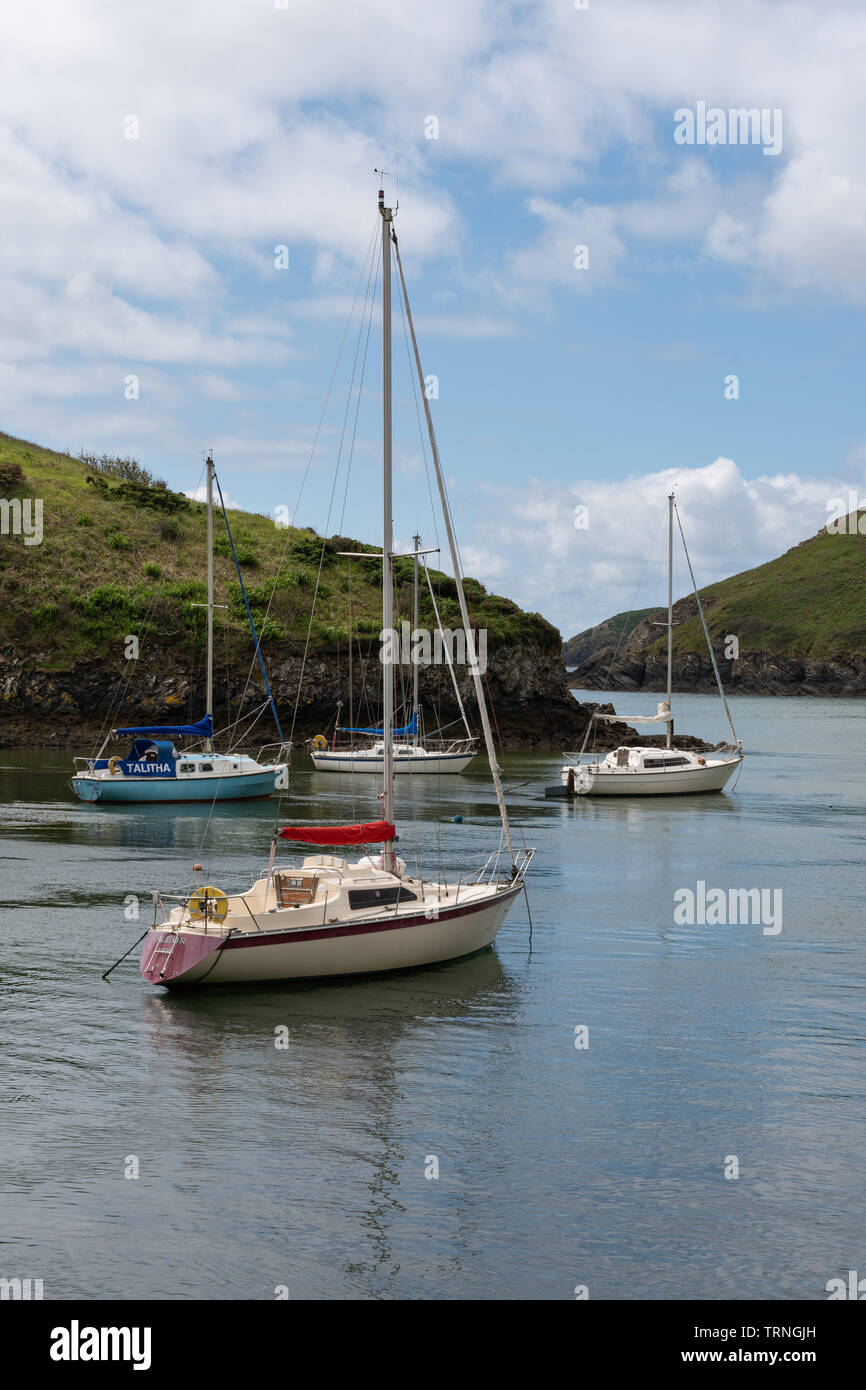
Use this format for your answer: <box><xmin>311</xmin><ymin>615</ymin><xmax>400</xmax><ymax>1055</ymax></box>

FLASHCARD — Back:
<box><xmin>3</xmin><ymin>0</ymin><xmax>865</xmax><ymax>634</ymax></box>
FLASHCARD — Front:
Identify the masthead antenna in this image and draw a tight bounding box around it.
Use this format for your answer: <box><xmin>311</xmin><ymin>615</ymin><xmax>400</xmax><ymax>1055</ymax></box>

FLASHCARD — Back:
<box><xmin>374</xmin><ymin>167</ymin><xmax>393</xmax><ymax>210</ymax></box>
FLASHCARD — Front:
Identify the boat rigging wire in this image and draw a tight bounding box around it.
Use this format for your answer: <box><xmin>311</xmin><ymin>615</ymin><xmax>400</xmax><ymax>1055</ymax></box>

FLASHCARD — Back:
<box><xmin>212</xmin><ymin>469</ymin><xmax>284</xmax><ymax>743</ymax></box>
<box><xmin>673</xmin><ymin>499</ymin><xmax>740</xmax><ymax>747</ymax></box>
<box><xmin>223</xmin><ymin>217</ymin><xmax>381</xmax><ymax>790</ymax></box>
<box><xmin>284</xmin><ymin>227</ymin><xmax>382</xmax><ymax>779</ymax></box>
<box><xmin>392</xmin><ymin>228</ymin><xmax>514</xmax><ymax>864</ymax></box>
<box><xmin>79</xmin><ymin>485</ymin><xmax>201</xmax><ymax>769</ymax></box>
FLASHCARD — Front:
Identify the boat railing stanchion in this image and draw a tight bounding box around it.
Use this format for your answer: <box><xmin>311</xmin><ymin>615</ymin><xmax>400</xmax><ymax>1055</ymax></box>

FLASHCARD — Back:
<box><xmin>265</xmin><ymin>836</ymin><xmax>278</xmax><ymax>899</ymax></box>
<box><xmin>237</xmin><ymin>896</ymin><xmax>263</xmax><ymax>932</ymax></box>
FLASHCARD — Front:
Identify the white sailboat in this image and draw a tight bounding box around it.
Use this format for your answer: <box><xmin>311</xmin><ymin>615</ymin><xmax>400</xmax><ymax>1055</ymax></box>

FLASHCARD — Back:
<box><xmin>138</xmin><ymin>185</ymin><xmax>532</xmax><ymax>987</ymax></box>
<box><xmin>559</xmin><ymin>492</ymin><xmax>742</xmax><ymax>797</ymax></box>
<box><xmin>72</xmin><ymin>456</ymin><xmax>289</xmax><ymax>803</ymax></box>
<box><xmin>309</xmin><ymin>535</ymin><xmax>478</xmax><ymax>774</ymax></box>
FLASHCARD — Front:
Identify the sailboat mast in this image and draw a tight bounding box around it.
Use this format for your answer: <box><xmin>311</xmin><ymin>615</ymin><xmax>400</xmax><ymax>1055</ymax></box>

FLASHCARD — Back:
<box><xmin>391</xmin><ymin>233</ymin><xmax>514</xmax><ymax>862</ymax></box>
<box><xmin>666</xmin><ymin>490</ymin><xmax>673</xmax><ymax>751</ymax></box>
<box><xmin>412</xmin><ymin>532</ymin><xmax>420</xmax><ymax>749</ymax></box>
<box><xmin>205</xmin><ymin>453</ymin><xmax>215</xmax><ymax>753</ymax></box>
<box><xmin>380</xmin><ymin>187</ymin><xmax>396</xmax><ymax>869</ymax></box>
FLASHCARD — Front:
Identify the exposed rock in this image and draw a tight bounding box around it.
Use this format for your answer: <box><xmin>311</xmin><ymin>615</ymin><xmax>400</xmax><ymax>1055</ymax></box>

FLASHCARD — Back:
<box><xmin>572</xmin><ymin>640</ymin><xmax>866</xmax><ymax>697</ymax></box>
<box><xmin>0</xmin><ymin>640</ymin><xmax>650</xmax><ymax>751</ymax></box>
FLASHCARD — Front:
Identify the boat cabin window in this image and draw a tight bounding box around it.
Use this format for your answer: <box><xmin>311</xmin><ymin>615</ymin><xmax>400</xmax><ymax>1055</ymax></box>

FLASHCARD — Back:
<box><xmin>201</xmin><ymin>763</ymin><xmax>213</xmax><ymax>773</ymax></box>
<box><xmin>643</xmin><ymin>756</ymin><xmax>690</xmax><ymax>769</ymax></box>
<box><xmin>179</xmin><ymin>763</ymin><xmax>194</xmax><ymax>774</ymax></box>
<box><xmin>348</xmin><ymin>886</ymin><xmax>419</xmax><ymax>911</ymax></box>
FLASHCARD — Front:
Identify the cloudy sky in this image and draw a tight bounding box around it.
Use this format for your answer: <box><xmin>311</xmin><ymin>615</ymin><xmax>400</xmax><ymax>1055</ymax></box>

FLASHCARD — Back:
<box><xmin>2</xmin><ymin>0</ymin><xmax>865</xmax><ymax>634</ymax></box>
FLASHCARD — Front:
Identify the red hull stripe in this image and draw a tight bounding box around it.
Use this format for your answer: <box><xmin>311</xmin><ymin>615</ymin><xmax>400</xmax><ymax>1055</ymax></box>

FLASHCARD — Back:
<box><xmin>222</xmin><ymin>885</ymin><xmax>521</xmax><ymax>949</ymax></box>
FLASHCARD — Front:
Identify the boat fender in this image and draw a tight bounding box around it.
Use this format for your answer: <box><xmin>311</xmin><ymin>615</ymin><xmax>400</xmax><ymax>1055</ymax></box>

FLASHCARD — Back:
<box><xmin>108</xmin><ymin>756</ymin><xmax>124</xmax><ymax>775</ymax></box>
<box><xmin>312</xmin><ymin>734</ymin><xmax>327</xmax><ymax>751</ymax></box>
<box><xmin>188</xmin><ymin>886</ymin><xmax>229</xmax><ymax>921</ymax></box>
<box><xmin>567</xmin><ymin>768</ymin><xmax>575</xmax><ymax>794</ymax></box>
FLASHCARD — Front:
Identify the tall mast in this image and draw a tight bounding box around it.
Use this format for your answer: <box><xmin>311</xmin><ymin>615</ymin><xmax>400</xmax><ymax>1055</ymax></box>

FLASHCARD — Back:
<box><xmin>379</xmin><ymin>186</ymin><xmax>395</xmax><ymax>870</ymax></box>
<box><xmin>392</xmin><ymin>232</ymin><xmax>514</xmax><ymax>862</ymax></box>
<box><xmin>666</xmin><ymin>490</ymin><xmax>673</xmax><ymax>750</ymax></box>
<box><xmin>205</xmin><ymin>453</ymin><xmax>215</xmax><ymax>753</ymax></box>
<box><xmin>412</xmin><ymin>532</ymin><xmax>421</xmax><ymax>749</ymax></box>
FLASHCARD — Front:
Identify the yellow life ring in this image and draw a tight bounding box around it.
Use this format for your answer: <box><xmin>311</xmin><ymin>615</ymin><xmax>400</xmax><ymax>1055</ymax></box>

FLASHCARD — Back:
<box><xmin>312</xmin><ymin>734</ymin><xmax>328</xmax><ymax>751</ymax></box>
<box><xmin>188</xmin><ymin>885</ymin><xmax>229</xmax><ymax>921</ymax></box>
<box><xmin>108</xmin><ymin>756</ymin><xmax>124</xmax><ymax>775</ymax></box>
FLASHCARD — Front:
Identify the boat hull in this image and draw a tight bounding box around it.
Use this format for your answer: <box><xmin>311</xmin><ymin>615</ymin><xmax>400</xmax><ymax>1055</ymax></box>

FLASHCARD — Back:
<box><xmin>567</xmin><ymin>757</ymin><xmax>741</xmax><ymax>797</ymax></box>
<box><xmin>141</xmin><ymin>884</ymin><xmax>521</xmax><ymax>987</ymax></box>
<box><xmin>71</xmin><ymin>768</ymin><xmax>281</xmax><ymax>803</ymax></box>
<box><xmin>310</xmin><ymin>751</ymin><xmax>474</xmax><ymax>774</ymax></box>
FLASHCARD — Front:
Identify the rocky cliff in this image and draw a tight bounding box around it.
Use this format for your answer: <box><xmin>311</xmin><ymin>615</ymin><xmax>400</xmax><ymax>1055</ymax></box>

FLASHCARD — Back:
<box><xmin>0</xmin><ymin>638</ymin><xmax>644</xmax><ymax>751</ymax></box>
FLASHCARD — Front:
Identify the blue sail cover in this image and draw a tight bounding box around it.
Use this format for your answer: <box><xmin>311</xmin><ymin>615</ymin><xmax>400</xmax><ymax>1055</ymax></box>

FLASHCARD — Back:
<box><xmin>113</xmin><ymin>714</ymin><xmax>214</xmax><ymax>739</ymax></box>
<box><xmin>339</xmin><ymin>713</ymin><xmax>418</xmax><ymax>737</ymax></box>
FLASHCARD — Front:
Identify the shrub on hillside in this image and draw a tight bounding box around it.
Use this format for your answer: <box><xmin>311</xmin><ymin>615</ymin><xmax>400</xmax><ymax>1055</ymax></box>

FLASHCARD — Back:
<box><xmin>291</xmin><ymin>530</ymin><xmax>328</xmax><ymax>566</ymax></box>
<box><xmin>114</xmin><ymin>479</ymin><xmax>187</xmax><ymax>514</ymax></box>
<box><xmin>214</xmin><ymin>530</ymin><xmax>258</xmax><ymax>566</ymax></box>
<box><xmin>84</xmin><ymin>469</ymin><xmax>187</xmax><ymax>515</ymax></box>
<box><xmin>0</xmin><ymin>461</ymin><xmax>24</xmax><ymax>491</ymax></box>
<box><xmin>76</xmin><ymin>451</ymin><xmax>163</xmax><ymax>487</ymax></box>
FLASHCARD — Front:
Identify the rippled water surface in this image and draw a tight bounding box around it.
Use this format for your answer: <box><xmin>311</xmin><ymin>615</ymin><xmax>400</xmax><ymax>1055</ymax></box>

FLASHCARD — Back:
<box><xmin>1</xmin><ymin>692</ymin><xmax>864</xmax><ymax>1299</ymax></box>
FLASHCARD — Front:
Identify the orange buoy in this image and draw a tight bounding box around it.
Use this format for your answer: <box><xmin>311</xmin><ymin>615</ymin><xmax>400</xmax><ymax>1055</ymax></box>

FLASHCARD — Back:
<box><xmin>192</xmin><ymin>862</ymin><xmax>203</xmax><ymax>872</ymax></box>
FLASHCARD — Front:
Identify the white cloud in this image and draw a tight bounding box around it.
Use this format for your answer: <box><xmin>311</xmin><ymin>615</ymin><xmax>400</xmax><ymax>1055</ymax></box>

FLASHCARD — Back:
<box><xmin>3</xmin><ymin>0</ymin><xmax>866</xmax><ymax>579</ymax></box>
<box><xmin>2</xmin><ymin>0</ymin><xmax>866</xmax><ymax>400</ymax></box>
<box><xmin>185</xmin><ymin>483</ymin><xmax>242</xmax><ymax>512</ymax></box>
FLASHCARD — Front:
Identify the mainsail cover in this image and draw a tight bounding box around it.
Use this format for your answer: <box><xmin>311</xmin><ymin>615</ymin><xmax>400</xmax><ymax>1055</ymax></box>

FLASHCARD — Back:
<box><xmin>338</xmin><ymin>713</ymin><xmax>418</xmax><ymax>737</ymax></box>
<box><xmin>592</xmin><ymin>703</ymin><xmax>672</xmax><ymax>724</ymax></box>
<box><xmin>592</xmin><ymin>711</ymin><xmax>672</xmax><ymax>723</ymax></box>
<box><xmin>113</xmin><ymin>714</ymin><xmax>214</xmax><ymax>738</ymax></box>
<box><xmin>278</xmin><ymin>821</ymin><xmax>396</xmax><ymax>845</ymax></box>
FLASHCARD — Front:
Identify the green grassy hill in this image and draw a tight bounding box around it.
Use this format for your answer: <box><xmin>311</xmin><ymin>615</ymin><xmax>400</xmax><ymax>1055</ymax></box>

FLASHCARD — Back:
<box><xmin>0</xmin><ymin>431</ymin><xmax>590</xmax><ymax>747</ymax></box>
<box><xmin>0</xmin><ymin>431</ymin><xmax>556</xmax><ymax>671</ymax></box>
<box><xmin>562</xmin><ymin>607</ymin><xmax>658</xmax><ymax>667</ymax></box>
<box><xmin>659</xmin><ymin>524</ymin><xmax>866</xmax><ymax>662</ymax></box>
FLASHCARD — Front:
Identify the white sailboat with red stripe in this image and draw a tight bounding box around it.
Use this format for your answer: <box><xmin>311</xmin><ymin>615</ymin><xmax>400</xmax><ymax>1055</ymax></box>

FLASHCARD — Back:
<box><xmin>139</xmin><ymin>186</ymin><xmax>533</xmax><ymax>988</ymax></box>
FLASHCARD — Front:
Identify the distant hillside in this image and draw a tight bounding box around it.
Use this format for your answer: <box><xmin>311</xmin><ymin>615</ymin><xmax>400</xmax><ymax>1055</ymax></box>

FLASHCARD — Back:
<box><xmin>562</xmin><ymin>608</ymin><xmax>658</xmax><ymax>668</ymax></box>
<box><xmin>571</xmin><ymin>518</ymin><xmax>866</xmax><ymax>695</ymax></box>
<box><xmin>0</xmin><ymin>431</ymin><xmax>600</xmax><ymax>748</ymax></box>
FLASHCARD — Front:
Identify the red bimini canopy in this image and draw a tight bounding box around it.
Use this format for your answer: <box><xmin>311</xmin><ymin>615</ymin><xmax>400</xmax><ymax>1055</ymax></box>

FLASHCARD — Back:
<box><xmin>277</xmin><ymin>821</ymin><xmax>396</xmax><ymax>846</ymax></box>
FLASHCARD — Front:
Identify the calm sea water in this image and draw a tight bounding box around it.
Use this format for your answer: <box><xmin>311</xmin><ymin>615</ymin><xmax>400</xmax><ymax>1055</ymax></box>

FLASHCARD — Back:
<box><xmin>1</xmin><ymin>692</ymin><xmax>864</xmax><ymax>1300</ymax></box>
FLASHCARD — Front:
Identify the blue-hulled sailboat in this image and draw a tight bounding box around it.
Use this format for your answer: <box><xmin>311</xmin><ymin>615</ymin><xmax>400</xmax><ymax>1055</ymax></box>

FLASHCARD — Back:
<box><xmin>71</xmin><ymin>457</ymin><xmax>289</xmax><ymax>804</ymax></box>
